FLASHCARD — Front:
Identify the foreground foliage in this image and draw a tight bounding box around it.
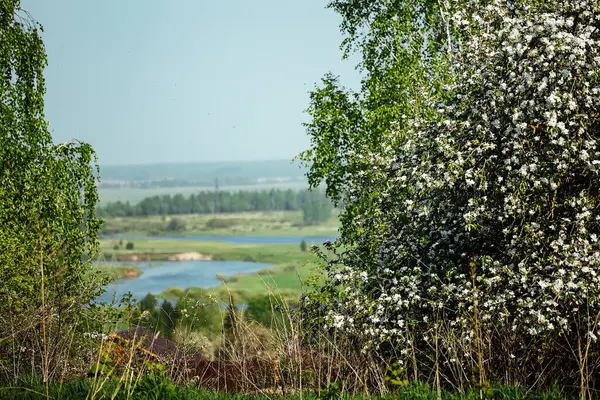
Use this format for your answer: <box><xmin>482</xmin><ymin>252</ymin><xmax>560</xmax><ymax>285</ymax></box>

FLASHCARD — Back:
<box><xmin>0</xmin><ymin>0</ymin><xmax>106</xmax><ymax>385</ymax></box>
<box><xmin>5</xmin><ymin>0</ymin><xmax>600</xmax><ymax>397</ymax></box>
<box><xmin>0</xmin><ymin>377</ymin><xmax>565</xmax><ymax>400</ymax></box>
<box><xmin>300</xmin><ymin>0</ymin><xmax>600</xmax><ymax>396</ymax></box>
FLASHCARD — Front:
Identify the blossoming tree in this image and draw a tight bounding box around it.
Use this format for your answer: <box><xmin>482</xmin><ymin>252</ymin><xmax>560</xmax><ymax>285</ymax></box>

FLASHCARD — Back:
<box><xmin>301</xmin><ymin>0</ymin><xmax>600</xmax><ymax>393</ymax></box>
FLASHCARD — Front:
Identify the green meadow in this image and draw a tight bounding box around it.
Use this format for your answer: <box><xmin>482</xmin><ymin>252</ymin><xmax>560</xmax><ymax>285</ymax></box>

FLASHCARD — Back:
<box><xmin>100</xmin><ymin>210</ymin><xmax>339</xmax><ymax>237</ymax></box>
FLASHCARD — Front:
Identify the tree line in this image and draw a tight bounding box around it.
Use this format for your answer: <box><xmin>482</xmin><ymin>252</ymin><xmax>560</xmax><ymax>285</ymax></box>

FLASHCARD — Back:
<box><xmin>97</xmin><ymin>188</ymin><xmax>334</xmax><ymax>224</ymax></box>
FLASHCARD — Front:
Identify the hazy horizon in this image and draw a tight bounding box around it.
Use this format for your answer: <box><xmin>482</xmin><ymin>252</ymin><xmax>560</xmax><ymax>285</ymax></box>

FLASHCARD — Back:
<box><xmin>21</xmin><ymin>0</ymin><xmax>361</xmax><ymax>166</ymax></box>
<box><xmin>98</xmin><ymin>157</ymin><xmax>300</xmax><ymax>168</ymax></box>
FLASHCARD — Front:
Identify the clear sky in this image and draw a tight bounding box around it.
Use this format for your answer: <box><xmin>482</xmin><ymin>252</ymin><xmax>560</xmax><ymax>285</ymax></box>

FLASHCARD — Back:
<box><xmin>21</xmin><ymin>0</ymin><xmax>360</xmax><ymax>166</ymax></box>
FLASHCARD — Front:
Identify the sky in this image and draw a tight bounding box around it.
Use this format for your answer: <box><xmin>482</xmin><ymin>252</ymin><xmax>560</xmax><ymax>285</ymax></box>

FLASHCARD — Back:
<box><xmin>21</xmin><ymin>0</ymin><xmax>361</xmax><ymax>166</ymax></box>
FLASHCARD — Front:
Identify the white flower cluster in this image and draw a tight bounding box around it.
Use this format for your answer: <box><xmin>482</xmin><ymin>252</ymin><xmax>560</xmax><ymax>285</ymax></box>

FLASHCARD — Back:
<box><xmin>83</xmin><ymin>331</ymin><xmax>108</xmax><ymax>341</ymax></box>
<box><xmin>312</xmin><ymin>0</ymin><xmax>600</xmax><ymax>375</ymax></box>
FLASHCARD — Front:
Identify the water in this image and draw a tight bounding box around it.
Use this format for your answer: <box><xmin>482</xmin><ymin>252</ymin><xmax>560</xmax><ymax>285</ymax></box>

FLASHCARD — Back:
<box><xmin>96</xmin><ymin>234</ymin><xmax>337</xmax><ymax>304</ymax></box>
<box><xmin>96</xmin><ymin>260</ymin><xmax>272</xmax><ymax>303</ymax></box>
<box><xmin>103</xmin><ymin>234</ymin><xmax>337</xmax><ymax>245</ymax></box>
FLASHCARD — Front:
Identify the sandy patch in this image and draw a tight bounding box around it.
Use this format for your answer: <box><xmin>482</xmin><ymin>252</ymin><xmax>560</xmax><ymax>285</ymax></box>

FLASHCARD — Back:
<box><xmin>123</xmin><ymin>269</ymin><xmax>141</xmax><ymax>278</ymax></box>
<box><xmin>168</xmin><ymin>252</ymin><xmax>212</xmax><ymax>261</ymax></box>
<box><xmin>119</xmin><ymin>254</ymin><xmax>140</xmax><ymax>261</ymax></box>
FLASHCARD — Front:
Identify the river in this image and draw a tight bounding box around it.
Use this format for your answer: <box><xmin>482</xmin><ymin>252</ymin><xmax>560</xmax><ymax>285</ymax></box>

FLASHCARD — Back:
<box><xmin>96</xmin><ymin>259</ymin><xmax>273</xmax><ymax>303</ymax></box>
<box><xmin>97</xmin><ymin>235</ymin><xmax>336</xmax><ymax>304</ymax></box>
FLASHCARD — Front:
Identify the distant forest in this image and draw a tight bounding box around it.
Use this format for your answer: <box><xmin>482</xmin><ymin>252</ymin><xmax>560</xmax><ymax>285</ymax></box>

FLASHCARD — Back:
<box><xmin>97</xmin><ymin>189</ymin><xmax>334</xmax><ymax>223</ymax></box>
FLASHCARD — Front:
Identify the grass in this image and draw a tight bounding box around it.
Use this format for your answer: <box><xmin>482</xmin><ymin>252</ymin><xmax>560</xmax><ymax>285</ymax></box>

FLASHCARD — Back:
<box><xmin>100</xmin><ymin>210</ymin><xmax>339</xmax><ymax>237</ymax></box>
<box><xmin>0</xmin><ymin>378</ymin><xmax>566</xmax><ymax>399</ymax></box>
<box><xmin>99</xmin><ymin>238</ymin><xmax>317</xmax><ymax>264</ymax></box>
<box><xmin>164</xmin><ymin>262</ymin><xmax>324</xmax><ymax>303</ymax></box>
<box><xmin>210</xmin><ymin>263</ymin><xmax>322</xmax><ymax>301</ymax></box>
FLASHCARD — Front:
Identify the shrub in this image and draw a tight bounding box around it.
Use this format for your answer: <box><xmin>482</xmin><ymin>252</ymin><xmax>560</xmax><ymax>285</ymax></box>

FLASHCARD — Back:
<box><xmin>300</xmin><ymin>240</ymin><xmax>308</xmax><ymax>252</ymax></box>
<box><xmin>165</xmin><ymin>217</ymin><xmax>186</xmax><ymax>232</ymax></box>
<box><xmin>245</xmin><ymin>294</ymin><xmax>289</xmax><ymax>329</ymax></box>
<box><xmin>205</xmin><ymin>218</ymin><xmax>239</xmax><ymax>229</ymax></box>
<box><xmin>245</xmin><ymin>295</ymin><xmax>274</xmax><ymax>327</ymax></box>
<box><xmin>300</xmin><ymin>0</ymin><xmax>600</xmax><ymax>395</ymax></box>
<box><xmin>175</xmin><ymin>296</ymin><xmax>222</xmax><ymax>335</ymax></box>
<box><xmin>125</xmin><ymin>242</ymin><xmax>135</xmax><ymax>250</ymax></box>
<box><xmin>171</xmin><ymin>327</ymin><xmax>215</xmax><ymax>359</ymax></box>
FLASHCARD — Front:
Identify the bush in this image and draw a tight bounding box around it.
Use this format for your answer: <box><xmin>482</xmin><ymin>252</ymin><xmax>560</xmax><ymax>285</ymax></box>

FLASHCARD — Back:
<box><xmin>171</xmin><ymin>327</ymin><xmax>215</xmax><ymax>359</ymax></box>
<box><xmin>125</xmin><ymin>242</ymin><xmax>135</xmax><ymax>250</ymax></box>
<box><xmin>161</xmin><ymin>287</ymin><xmax>184</xmax><ymax>300</ymax></box>
<box><xmin>217</xmin><ymin>274</ymin><xmax>240</xmax><ymax>284</ymax></box>
<box><xmin>165</xmin><ymin>217</ymin><xmax>186</xmax><ymax>232</ymax></box>
<box><xmin>245</xmin><ymin>295</ymin><xmax>288</xmax><ymax>329</ymax></box>
<box><xmin>205</xmin><ymin>218</ymin><xmax>238</xmax><ymax>229</ymax></box>
<box><xmin>300</xmin><ymin>240</ymin><xmax>308</xmax><ymax>252</ymax></box>
<box><xmin>175</xmin><ymin>296</ymin><xmax>222</xmax><ymax>334</ymax></box>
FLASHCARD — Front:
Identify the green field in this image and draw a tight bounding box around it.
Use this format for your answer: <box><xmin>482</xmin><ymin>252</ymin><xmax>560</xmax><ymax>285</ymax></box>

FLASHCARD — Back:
<box><xmin>100</xmin><ymin>237</ymin><xmax>321</xmax><ymax>263</ymax></box>
<box><xmin>100</xmin><ymin>210</ymin><xmax>339</xmax><ymax>237</ymax></box>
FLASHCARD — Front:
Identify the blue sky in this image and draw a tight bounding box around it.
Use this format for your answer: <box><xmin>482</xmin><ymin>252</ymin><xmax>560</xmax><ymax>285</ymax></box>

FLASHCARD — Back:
<box><xmin>21</xmin><ymin>0</ymin><xmax>360</xmax><ymax>166</ymax></box>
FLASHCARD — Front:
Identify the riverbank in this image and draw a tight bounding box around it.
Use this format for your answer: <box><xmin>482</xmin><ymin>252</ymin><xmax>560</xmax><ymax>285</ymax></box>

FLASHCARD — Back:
<box><xmin>100</xmin><ymin>237</ymin><xmax>320</xmax><ymax>263</ymax></box>
<box><xmin>98</xmin><ymin>237</ymin><xmax>325</xmax><ymax>303</ymax></box>
<box><xmin>93</xmin><ymin>263</ymin><xmax>143</xmax><ymax>279</ymax></box>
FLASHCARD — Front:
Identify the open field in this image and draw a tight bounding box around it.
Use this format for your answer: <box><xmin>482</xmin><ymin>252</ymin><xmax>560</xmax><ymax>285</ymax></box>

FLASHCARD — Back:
<box><xmin>99</xmin><ymin>237</ymin><xmax>319</xmax><ymax>264</ymax></box>
<box><xmin>100</xmin><ymin>210</ymin><xmax>339</xmax><ymax>236</ymax></box>
<box><xmin>99</xmin><ymin>181</ymin><xmax>310</xmax><ymax>204</ymax></box>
